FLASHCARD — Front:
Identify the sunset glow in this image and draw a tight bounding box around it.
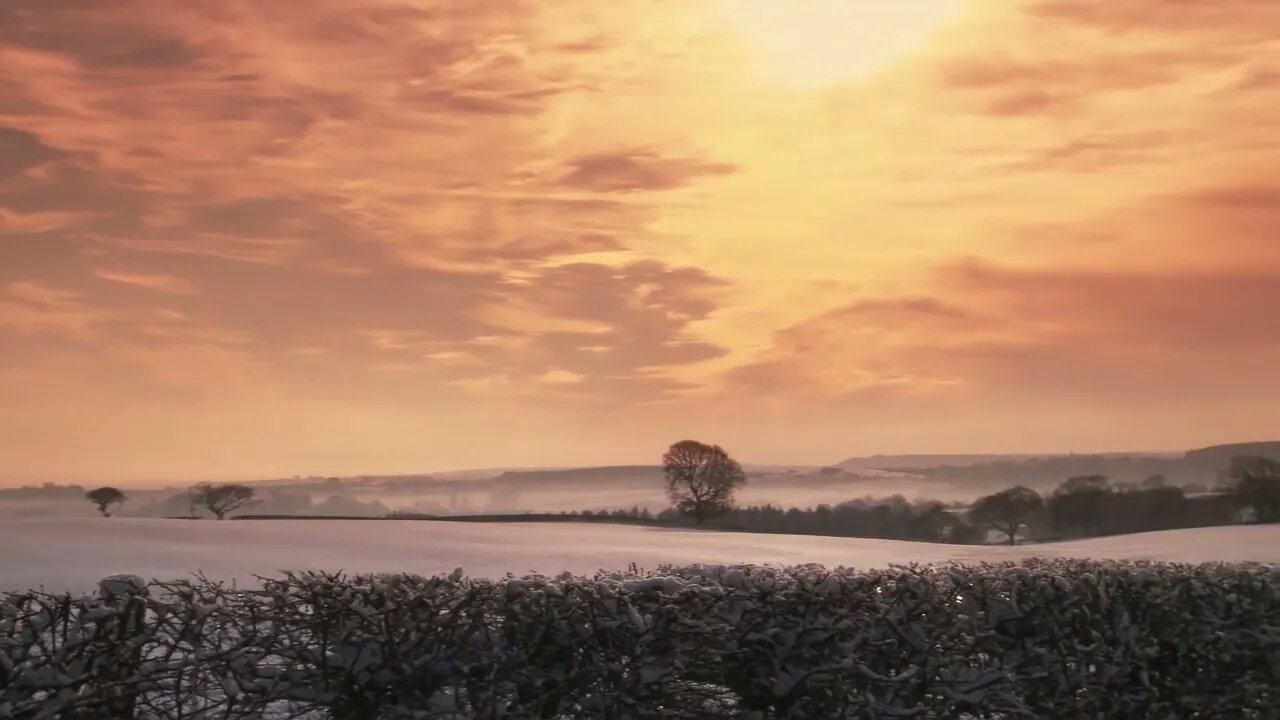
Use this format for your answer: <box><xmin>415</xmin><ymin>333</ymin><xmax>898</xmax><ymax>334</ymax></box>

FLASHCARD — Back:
<box><xmin>2</xmin><ymin>0</ymin><xmax>1279</xmax><ymax>484</ymax></box>
<box><xmin>722</xmin><ymin>0</ymin><xmax>965</xmax><ymax>87</ymax></box>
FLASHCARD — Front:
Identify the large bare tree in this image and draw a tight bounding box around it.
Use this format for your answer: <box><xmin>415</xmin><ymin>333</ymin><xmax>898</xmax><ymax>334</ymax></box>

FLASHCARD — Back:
<box><xmin>662</xmin><ymin>440</ymin><xmax>747</xmax><ymax>525</ymax></box>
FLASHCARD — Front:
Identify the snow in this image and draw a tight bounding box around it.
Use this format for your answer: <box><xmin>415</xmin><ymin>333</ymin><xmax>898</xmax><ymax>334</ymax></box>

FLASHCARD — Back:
<box><xmin>2</xmin><ymin>517</ymin><xmax>1276</xmax><ymax>593</ymax></box>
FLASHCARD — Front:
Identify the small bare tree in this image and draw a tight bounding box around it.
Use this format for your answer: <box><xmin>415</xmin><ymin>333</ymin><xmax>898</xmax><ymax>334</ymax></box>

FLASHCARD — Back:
<box><xmin>85</xmin><ymin>486</ymin><xmax>127</xmax><ymax>517</ymax></box>
<box><xmin>662</xmin><ymin>440</ymin><xmax>747</xmax><ymax>525</ymax></box>
<box><xmin>192</xmin><ymin>483</ymin><xmax>257</xmax><ymax>520</ymax></box>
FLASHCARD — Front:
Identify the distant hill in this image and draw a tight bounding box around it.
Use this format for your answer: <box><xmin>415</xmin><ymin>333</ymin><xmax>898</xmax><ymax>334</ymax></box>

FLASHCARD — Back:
<box><xmin>152</xmin><ymin>442</ymin><xmax>1279</xmax><ymax>498</ymax></box>
<box><xmin>743</xmin><ymin>464</ymin><xmax>825</xmax><ymax>474</ymax></box>
<box><xmin>836</xmin><ymin>452</ymin><xmax>1181</xmax><ymax>473</ymax></box>
<box><xmin>837</xmin><ymin>454</ymin><xmax>1048</xmax><ymax>471</ymax></box>
<box><xmin>1184</xmin><ymin>442</ymin><xmax>1280</xmax><ymax>468</ymax></box>
<box><xmin>493</xmin><ymin>466</ymin><xmax>663</xmax><ymax>488</ymax></box>
<box><xmin>838</xmin><ymin>443</ymin><xmax>1278</xmax><ymax>493</ymax></box>
<box><xmin>490</xmin><ymin>464</ymin><xmax>835</xmax><ymax>486</ymax></box>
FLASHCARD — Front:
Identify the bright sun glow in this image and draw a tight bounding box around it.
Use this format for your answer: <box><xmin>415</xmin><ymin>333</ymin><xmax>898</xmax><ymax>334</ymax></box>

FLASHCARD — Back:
<box><xmin>721</xmin><ymin>0</ymin><xmax>966</xmax><ymax>88</ymax></box>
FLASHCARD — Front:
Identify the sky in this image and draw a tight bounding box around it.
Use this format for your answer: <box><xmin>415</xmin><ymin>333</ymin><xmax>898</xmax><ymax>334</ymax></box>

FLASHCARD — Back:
<box><xmin>2</xmin><ymin>0</ymin><xmax>1279</xmax><ymax>485</ymax></box>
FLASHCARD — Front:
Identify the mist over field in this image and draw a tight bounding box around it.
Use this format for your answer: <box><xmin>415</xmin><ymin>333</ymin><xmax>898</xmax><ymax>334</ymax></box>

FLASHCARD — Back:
<box><xmin>0</xmin><ymin>466</ymin><xmax>936</xmax><ymax>519</ymax></box>
<box><xmin>2</xmin><ymin>442</ymin><xmax>1267</xmax><ymax>521</ymax></box>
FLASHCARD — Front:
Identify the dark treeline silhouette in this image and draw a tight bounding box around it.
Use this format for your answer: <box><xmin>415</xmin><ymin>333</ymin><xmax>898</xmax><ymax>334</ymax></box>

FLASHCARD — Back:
<box><xmin>1021</xmin><ymin>475</ymin><xmax>1241</xmax><ymax>542</ymax></box>
<box><xmin>518</xmin><ymin>497</ymin><xmax>979</xmax><ymax>543</ymax></box>
<box><xmin>388</xmin><ymin>506</ymin><xmax>660</xmax><ymax>524</ymax></box>
<box><xmin>969</xmin><ymin>486</ymin><xmax>1042</xmax><ymax>545</ymax></box>
<box><xmin>652</xmin><ymin>445</ymin><xmax>1275</xmax><ymax>544</ymax></box>
<box><xmin>0</xmin><ymin>483</ymin><xmax>86</xmax><ymax>500</ymax></box>
<box><xmin>1229</xmin><ymin>455</ymin><xmax>1280</xmax><ymax>522</ymax></box>
<box><xmin>669</xmin><ymin>496</ymin><xmax>979</xmax><ymax>543</ymax></box>
<box><xmin>536</xmin><ymin>454</ymin><xmax>1276</xmax><ymax>545</ymax></box>
<box><xmin>392</xmin><ymin>452</ymin><xmax>1276</xmax><ymax>545</ymax></box>
<box><xmin>637</xmin><ymin>480</ymin><xmax>1253</xmax><ymax>545</ymax></box>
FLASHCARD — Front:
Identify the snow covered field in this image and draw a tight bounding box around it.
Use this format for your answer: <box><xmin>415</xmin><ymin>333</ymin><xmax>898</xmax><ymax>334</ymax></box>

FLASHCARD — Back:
<box><xmin>3</xmin><ymin>517</ymin><xmax>1277</xmax><ymax>593</ymax></box>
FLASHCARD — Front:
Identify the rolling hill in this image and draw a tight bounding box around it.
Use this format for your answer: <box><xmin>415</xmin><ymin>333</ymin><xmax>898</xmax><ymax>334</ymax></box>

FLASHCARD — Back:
<box><xmin>4</xmin><ymin>517</ymin><xmax>1275</xmax><ymax>594</ymax></box>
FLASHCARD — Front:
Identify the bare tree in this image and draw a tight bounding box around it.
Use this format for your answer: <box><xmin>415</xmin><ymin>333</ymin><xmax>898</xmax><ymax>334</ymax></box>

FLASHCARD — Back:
<box><xmin>85</xmin><ymin>486</ymin><xmax>127</xmax><ymax>517</ymax></box>
<box><xmin>662</xmin><ymin>440</ymin><xmax>747</xmax><ymax>525</ymax></box>
<box><xmin>192</xmin><ymin>483</ymin><xmax>257</xmax><ymax>520</ymax></box>
<box><xmin>969</xmin><ymin>486</ymin><xmax>1043</xmax><ymax>545</ymax></box>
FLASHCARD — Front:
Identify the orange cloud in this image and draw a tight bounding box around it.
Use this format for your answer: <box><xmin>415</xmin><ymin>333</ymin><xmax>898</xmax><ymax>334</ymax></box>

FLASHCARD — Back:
<box><xmin>94</xmin><ymin>267</ymin><xmax>199</xmax><ymax>295</ymax></box>
<box><xmin>559</xmin><ymin>150</ymin><xmax>736</xmax><ymax>192</ymax></box>
<box><xmin>537</xmin><ymin>369</ymin><xmax>586</xmax><ymax>385</ymax></box>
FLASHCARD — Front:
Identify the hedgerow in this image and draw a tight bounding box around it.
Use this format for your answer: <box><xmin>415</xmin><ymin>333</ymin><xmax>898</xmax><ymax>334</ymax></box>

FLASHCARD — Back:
<box><xmin>1</xmin><ymin>560</ymin><xmax>1275</xmax><ymax>718</ymax></box>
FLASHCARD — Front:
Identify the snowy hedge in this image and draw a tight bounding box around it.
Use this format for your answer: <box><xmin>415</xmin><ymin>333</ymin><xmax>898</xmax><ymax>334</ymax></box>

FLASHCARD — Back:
<box><xmin>1</xmin><ymin>560</ymin><xmax>1276</xmax><ymax>719</ymax></box>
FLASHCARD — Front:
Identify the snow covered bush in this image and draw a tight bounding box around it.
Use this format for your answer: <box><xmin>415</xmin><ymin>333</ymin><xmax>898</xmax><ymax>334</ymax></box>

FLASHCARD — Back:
<box><xmin>1</xmin><ymin>560</ymin><xmax>1275</xmax><ymax>718</ymax></box>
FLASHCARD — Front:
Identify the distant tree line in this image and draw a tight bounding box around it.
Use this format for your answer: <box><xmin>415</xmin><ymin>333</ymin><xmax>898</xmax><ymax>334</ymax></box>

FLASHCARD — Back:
<box><xmin>81</xmin><ymin>483</ymin><xmax>262</xmax><ymax>520</ymax></box>
<box><xmin>122</xmin><ymin>486</ymin><xmax>391</xmax><ymax>519</ymax></box>
<box><xmin>57</xmin><ymin>443</ymin><xmax>1280</xmax><ymax>544</ymax></box>
<box><xmin>663</xmin><ymin>496</ymin><xmax>980</xmax><ymax>543</ymax></box>
<box><xmin>965</xmin><ymin>476</ymin><xmax>1231</xmax><ymax>545</ymax></box>
<box><xmin>967</xmin><ymin>457</ymin><xmax>1278</xmax><ymax>543</ymax></box>
<box><xmin>639</xmin><ymin>442</ymin><xmax>1279</xmax><ymax>545</ymax></box>
<box><xmin>569</xmin><ymin>506</ymin><xmax>656</xmax><ymax>521</ymax></box>
<box><xmin>0</xmin><ymin>483</ymin><xmax>87</xmax><ymax>500</ymax></box>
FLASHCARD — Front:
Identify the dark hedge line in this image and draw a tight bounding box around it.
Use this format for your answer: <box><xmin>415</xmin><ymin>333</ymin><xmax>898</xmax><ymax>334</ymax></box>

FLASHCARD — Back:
<box><xmin>1</xmin><ymin>560</ymin><xmax>1277</xmax><ymax>719</ymax></box>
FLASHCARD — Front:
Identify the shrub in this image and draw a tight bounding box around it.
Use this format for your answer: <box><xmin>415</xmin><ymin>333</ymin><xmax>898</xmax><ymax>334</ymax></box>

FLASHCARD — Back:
<box><xmin>1</xmin><ymin>560</ymin><xmax>1276</xmax><ymax>718</ymax></box>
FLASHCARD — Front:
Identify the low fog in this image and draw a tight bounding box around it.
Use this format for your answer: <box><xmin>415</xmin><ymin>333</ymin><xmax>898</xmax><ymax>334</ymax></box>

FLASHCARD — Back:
<box><xmin>3</xmin><ymin>443</ymin><xmax>1264</xmax><ymax>520</ymax></box>
<box><xmin>2</xmin><ymin>468</ymin><xmax>946</xmax><ymax>520</ymax></box>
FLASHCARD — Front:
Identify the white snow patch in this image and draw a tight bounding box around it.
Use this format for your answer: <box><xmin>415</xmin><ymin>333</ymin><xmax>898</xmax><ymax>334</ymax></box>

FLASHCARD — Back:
<box><xmin>2</xmin><ymin>518</ymin><xmax>1276</xmax><ymax>593</ymax></box>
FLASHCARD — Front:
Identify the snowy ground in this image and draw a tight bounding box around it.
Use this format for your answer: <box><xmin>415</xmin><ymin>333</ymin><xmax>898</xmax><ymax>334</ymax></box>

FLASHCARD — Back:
<box><xmin>4</xmin><ymin>517</ymin><xmax>1277</xmax><ymax>593</ymax></box>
